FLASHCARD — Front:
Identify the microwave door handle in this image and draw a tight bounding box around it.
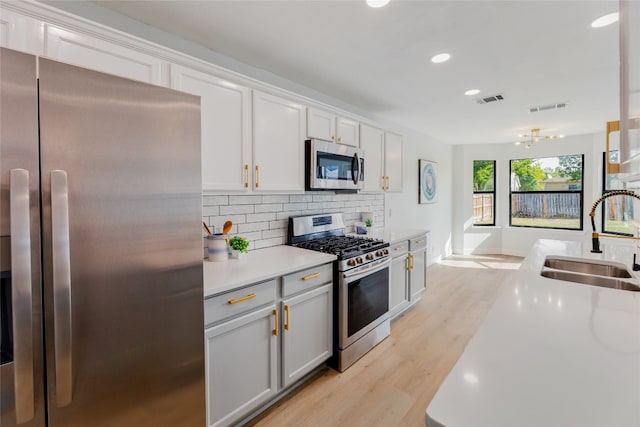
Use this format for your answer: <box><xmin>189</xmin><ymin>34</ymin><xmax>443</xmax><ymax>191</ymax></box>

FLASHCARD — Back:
<box><xmin>352</xmin><ymin>153</ymin><xmax>360</xmax><ymax>185</ymax></box>
<box><xmin>10</xmin><ymin>169</ymin><xmax>36</xmax><ymax>423</ymax></box>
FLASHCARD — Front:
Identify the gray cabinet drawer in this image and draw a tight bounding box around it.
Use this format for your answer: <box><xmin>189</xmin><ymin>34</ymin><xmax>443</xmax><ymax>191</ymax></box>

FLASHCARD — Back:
<box><xmin>410</xmin><ymin>235</ymin><xmax>427</xmax><ymax>251</ymax></box>
<box><xmin>389</xmin><ymin>241</ymin><xmax>409</xmax><ymax>258</ymax></box>
<box><xmin>205</xmin><ymin>279</ymin><xmax>276</xmax><ymax>326</ymax></box>
<box><xmin>282</xmin><ymin>263</ymin><xmax>333</xmax><ymax>297</ymax></box>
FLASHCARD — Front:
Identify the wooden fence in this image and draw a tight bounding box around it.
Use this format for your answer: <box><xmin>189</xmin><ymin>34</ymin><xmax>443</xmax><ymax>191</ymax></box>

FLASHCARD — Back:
<box><xmin>511</xmin><ymin>193</ymin><xmax>581</xmax><ymax>219</ymax></box>
<box><xmin>473</xmin><ymin>194</ymin><xmax>494</xmax><ymax>224</ymax></box>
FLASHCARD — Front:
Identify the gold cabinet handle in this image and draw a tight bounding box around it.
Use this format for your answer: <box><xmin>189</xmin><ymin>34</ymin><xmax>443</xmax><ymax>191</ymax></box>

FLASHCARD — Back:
<box><xmin>244</xmin><ymin>164</ymin><xmax>249</xmax><ymax>188</ymax></box>
<box><xmin>272</xmin><ymin>309</ymin><xmax>278</xmax><ymax>336</ymax></box>
<box><xmin>228</xmin><ymin>293</ymin><xmax>256</xmax><ymax>305</ymax></box>
<box><xmin>415</xmin><ymin>240</ymin><xmax>424</xmax><ymax>244</ymax></box>
<box><xmin>284</xmin><ymin>305</ymin><xmax>290</xmax><ymax>331</ymax></box>
<box><xmin>405</xmin><ymin>255</ymin><xmax>411</xmax><ymax>271</ymax></box>
<box><xmin>302</xmin><ymin>272</ymin><xmax>321</xmax><ymax>281</ymax></box>
<box><xmin>385</xmin><ymin>176</ymin><xmax>390</xmax><ymax>190</ymax></box>
<box><xmin>381</xmin><ymin>176</ymin><xmax>385</xmax><ymax>190</ymax></box>
<box><xmin>338</xmin><ymin>136</ymin><xmax>342</xmax><ymax>142</ymax></box>
<box><xmin>255</xmin><ymin>165</ymin><xmax>260</xmax><ymax>188</ymax></box>
<box><xmin>331</xmin><ymin>135</ymin><xmax>335</xmax><ymax>141</ymax></box>
<box><xmin>411</xmin><ymin>254</ymin><xmax>415</xmax><ymax>270</ymax></box>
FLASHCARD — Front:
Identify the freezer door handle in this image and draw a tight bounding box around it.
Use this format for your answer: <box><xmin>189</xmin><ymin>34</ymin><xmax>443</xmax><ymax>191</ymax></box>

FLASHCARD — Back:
<box><xmin>10</xmin><ymin>169</ymin><xmax>36</xmax><ymax>423</ymax></box>
<box><xmin>51</xmin><ymin>170</ymin><xmax>73</xmax><ymax>407</ymax></box>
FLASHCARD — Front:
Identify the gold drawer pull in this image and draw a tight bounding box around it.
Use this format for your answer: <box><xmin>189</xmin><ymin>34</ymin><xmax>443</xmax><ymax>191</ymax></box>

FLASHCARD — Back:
<box><xmin>394</xmin><ymin>247</ymin><xmax>402</xmax><ymax>251</ymax></box>
<box><xmin>244</xmin><ymin>164</ymin><xmax>249</xmax><ymax>188</ymax></box>
<box><xmin>273</xmin><ymin>309</ymin><xmax>279</xmax><ymax>336</ymax></box>
<box><xmin>415</xmin><ymin>240</ymin><xmax>424</xmax><ymax>244</ymax></box>
<box><xmin>284</xmin><ymin>305</ymin><xmax>290</xmax><ymax>330</ymax></box>
<box><xmin>302</xmin><ymin>272</ymin><xmax>321</xmax><ymax>281</ymax></box>
<box><xmin>228</xmin><ymin>293</ymin><xmax>256</xmax><ymax>305</ymax></box>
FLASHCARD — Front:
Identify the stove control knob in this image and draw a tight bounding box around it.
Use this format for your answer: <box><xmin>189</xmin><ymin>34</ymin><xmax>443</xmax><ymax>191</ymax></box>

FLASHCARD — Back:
<box><xmin>366</xmin><ymin>253</ymin><xmax>374</xmax><ymax>260</ymax></box>
<box><xmin>383</xmin><ymin>249</ymin><xmax>389</xmax><ymax>255</ymax></box>
<box><xmin>356</xmin><ymin>257</ymin><xmax>363</xmax><ymax>264</ymax></box>
<box><xmin>375</xmin><ymin>250</ymin><xmax>383</xmax><ymax>257</ymax></box>
<box><xmin>347</xmin><ymin>259</ymin><xmax>356</xmax><ymax>266</ymax></box>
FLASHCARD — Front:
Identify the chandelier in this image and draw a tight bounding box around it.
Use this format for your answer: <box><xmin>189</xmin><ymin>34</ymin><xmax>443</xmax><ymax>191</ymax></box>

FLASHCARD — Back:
<box><xmin>515</xmin><ymin>128</ymin><xmax>564</xmax><ymax>148</ymax></box>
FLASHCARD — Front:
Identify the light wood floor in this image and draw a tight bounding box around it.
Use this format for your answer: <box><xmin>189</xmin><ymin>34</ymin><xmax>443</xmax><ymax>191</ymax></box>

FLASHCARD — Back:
<box><xmin>246</xmin><ymin>254</ymin><xmax>523</xmax><ymax>427</ymax></box>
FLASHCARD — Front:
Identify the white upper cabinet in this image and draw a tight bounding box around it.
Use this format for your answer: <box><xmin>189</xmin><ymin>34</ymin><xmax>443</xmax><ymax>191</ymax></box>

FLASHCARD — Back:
<box><xmin>360</xmin><ymin>124</ymin><xmax>385</xmax><ymax>192</ymax></box>
<box><xmin>359</xmin><ymin>125</ymin><xmax>403</xmax><ymax>192</ymax></box>
<box><xmin>0</xmin><ymin>8</ymin><xmax>44</xmax><ymax>55</ymax></box>
<box><xmin>384</xmin><ymin>132</ymin><xmax>403</xmax><ymax>192</ymax></box>
<box><xmin>171</xmin><ymin>65</ymin><xmax>251</xmax><ymax>192</ymax></box>
<box><xmin>253</xmin><ymin>91</ymin><xmax>306</xmax><ymax>192</ymax></box>
<box><xmin>307</xmin><ymin>107</ymin><xmax>359</xmax><ymax>147</ymax></box>
<box><xmin>45</xmin><ymin>26</ymin><xmax>163</xmax><ymax>84</ymax></box>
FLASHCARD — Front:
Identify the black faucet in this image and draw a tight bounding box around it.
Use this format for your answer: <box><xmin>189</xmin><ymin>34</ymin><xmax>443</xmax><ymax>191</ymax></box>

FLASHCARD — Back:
<box><xmin>589</xmin><ymin>190</ymin><xmax>640</xmax><ymax>253</ymax></box>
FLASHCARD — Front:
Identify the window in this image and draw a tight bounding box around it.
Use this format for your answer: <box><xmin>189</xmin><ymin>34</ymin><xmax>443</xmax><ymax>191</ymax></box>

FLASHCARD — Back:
<box><xmin>473</xmin><ymin>160</ymin><xmax>495</xmax><ymax>225</ymax></box>
<box><xmin>601</xmin><ymin>151</ymin><xmax>634</xmax><ymax>235</ymax></box>
<box><xmin>509</xmin><ymin>155</ymin><xmax>584</xmax><ymax>230</ymax></box>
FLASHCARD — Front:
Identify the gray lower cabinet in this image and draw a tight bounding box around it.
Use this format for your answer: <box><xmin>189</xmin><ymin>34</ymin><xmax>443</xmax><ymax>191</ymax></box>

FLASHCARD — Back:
<box><xmin>409</xmin><ymin>236</ymin><xmax>427</xmax><ymax>301</ymax></box>
<box><xmin>389</xmin><ymin>234</ymin><xmax>428</xmax><ymax>318</ymax></box>
<box><xmin>205</xmin><ymin>304</ymin><xmax>278</xmax><ymax>427</ymax></box>
<box><xmin>389</xmin><ymin>241</ymin><xmax>410</xmax><ymax>318</ymax></box>
<box><xmin>281</xmin><ymin>283</ymin><xmax>332</xmax><ymax>388</ymax></box>
<box><xmin>204</xmin><ymin>263</ymin><xmax>333</xmax><ymax>426</ymax></box>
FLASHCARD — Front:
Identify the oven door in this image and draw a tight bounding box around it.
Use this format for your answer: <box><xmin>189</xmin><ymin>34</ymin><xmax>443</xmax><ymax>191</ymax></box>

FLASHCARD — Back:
<box><xmin>338</xmin><ymin>259</ymin><xmax>390</xmax><ymax>349</ymax></box>
<box><xmin>307</xmin><ymin>139</ymin><xmax>364</xmax><ymax>191</ymax></box>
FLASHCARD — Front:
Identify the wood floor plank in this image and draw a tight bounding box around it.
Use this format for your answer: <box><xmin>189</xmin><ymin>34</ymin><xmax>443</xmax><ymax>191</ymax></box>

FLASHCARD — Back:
<box><xmin>245</xmin><ymin>255</ymin><xmax>523</xmax><ymax>427</ymax></box>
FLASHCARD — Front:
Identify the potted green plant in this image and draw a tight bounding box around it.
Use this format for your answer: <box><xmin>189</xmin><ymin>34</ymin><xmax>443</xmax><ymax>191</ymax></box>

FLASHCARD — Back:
<box><xmin>365</xmin><ymin>218</ymin><xmax>373</xmax><ymax>228</ymax></box>
<box><xmin>228</xmin><ymin>235</ymin><xmax>250</xmax><ymax>259</ymax></box>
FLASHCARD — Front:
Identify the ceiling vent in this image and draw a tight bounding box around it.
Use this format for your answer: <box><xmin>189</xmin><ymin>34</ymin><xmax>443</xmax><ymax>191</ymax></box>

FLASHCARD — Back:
<box><xmin>476</xmin><ymin>94</ymin><xmax>504</xmax><ymax>104</ymax></box>
<box><xmin>529</xmin><ymin>102</ymin><xmax>569</xmax><ymax>113</ymax></box>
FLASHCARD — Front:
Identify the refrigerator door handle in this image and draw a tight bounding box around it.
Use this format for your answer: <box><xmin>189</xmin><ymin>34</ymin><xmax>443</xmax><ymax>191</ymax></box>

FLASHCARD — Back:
<box><xmin>10</xmin><ymin>169</ymin><xmax>36</xmax><ymax>423</ymax></box>
<box><xmin>51</xmin><ymin>170</ymin><xmax>73</xmax><ymax>407</ymax></box>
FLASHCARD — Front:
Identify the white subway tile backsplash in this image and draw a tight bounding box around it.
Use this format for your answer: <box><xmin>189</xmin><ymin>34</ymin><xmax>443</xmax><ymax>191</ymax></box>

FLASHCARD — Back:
<box><xmin>239</xmin><ymin>221</ymin><xmax>270</xmax><ymax>233</ymax></box>
<box><xmin>254</xmin><ymin>203</ymin><xmax>283</xmax><ymax>213</ymax></box>
<box><xmin>229</xmin><ymin>195</ymin><xmax>263</xmax><ymax>205</ymax></box>
<box><xmin>203</xmin><ymin>193</ymin><xmax>384</xmax><ymax>254</ymax></box>
<box><xmin>220</xmin><ymin>204</ymin><xmax>254</xmax><ymax>215</ymax></box>
<box><xmin>203</xmin><ymin>195</ymin><xmax>229</xmax><ymax>206</ymax></box>
<box><xmin>262</xmin><ymin>195</ymin><xmax>290</xmax><ymax>203</ymax></box>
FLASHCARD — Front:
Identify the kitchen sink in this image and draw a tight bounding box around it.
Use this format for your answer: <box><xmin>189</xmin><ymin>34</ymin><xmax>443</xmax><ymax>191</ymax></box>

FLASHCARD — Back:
<box><xmin>543</xmin><ymin>256</ymin><xmax>632</xmax><ymax>278</ymax></box>
<box><xmin>540</xmin><ymin>256</ymin><xmax>640</xmax><ymax>291</ymax></box>
<box><xmin>540</xmin><ymin>270</ymin><xmax>640</xmax><ymax>291</ymax></box>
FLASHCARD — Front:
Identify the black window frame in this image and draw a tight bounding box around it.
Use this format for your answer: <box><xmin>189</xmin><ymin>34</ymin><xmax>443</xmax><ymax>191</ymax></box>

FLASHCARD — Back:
<box><xmin>601</xmin><ymin>151</ymin><xmax>633</xmax><ymax>236</ymax></box>
<box><xmin>509</xmin><ymin>154</ymin><xmax>584</xmax><ymax>231</ymax></box>
<box><xmin>472</xmin><ymin>160</ymin><xmax>496</xmax><ymax>226</ymax></box>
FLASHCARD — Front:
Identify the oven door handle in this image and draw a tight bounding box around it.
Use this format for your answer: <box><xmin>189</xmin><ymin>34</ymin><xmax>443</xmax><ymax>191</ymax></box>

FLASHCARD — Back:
<box><xmin>343</xmin><ymin>258</ymin><xmax>391</xmax><ymax>281</ymax></box>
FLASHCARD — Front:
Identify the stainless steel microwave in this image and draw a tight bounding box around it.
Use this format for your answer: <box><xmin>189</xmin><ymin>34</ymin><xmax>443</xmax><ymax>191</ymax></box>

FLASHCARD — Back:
<box><xmin>305</xmin><ymin>139</ymin><xmax>364</xmax><ymax>191</ymax></box>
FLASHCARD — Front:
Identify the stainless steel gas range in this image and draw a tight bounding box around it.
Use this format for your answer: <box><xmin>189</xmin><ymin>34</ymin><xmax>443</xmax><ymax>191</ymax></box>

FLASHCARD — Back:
<box><xmin>288</xmin><ymin>213</ymin><xmax>390</xmax><ymax>371</ymax></box>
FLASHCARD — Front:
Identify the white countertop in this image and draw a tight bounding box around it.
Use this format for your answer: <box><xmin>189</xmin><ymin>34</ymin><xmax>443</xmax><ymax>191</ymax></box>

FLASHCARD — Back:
<box><xmin>426</xmin><ymin>239</ymin><xmax>640</xmax><ymax>427</ymax></box>
<box><xmin>203</xmin><ymin>245</ymin><xmax>336</xmax><ymax>298</ymax></box>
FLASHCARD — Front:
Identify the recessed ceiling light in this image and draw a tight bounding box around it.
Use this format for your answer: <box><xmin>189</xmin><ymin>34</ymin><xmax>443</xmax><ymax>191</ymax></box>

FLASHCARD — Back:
<box><xmin>366</xmin><ymin>0</ymin><xmax>390</xmax><ymax>8</ymax></box>
<box><xmin>431</xmin><ymin>53</ymin><xmax>451</xmax><ymax>64</ymax></box>
<box><xmin>465</xmin><ymin>89</ymin><xmax>480</xmax><ymax>96</ymax></box>
<box><xmin>591</xmin><ymin>12</ymin><xmax>619</xmax><ymax>28</ymax></box>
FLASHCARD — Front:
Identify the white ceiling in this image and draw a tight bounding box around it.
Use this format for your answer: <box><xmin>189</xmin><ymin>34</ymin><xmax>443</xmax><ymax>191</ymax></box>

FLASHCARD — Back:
<box><xmin>91</xmin><ymin>0</ymin><xmax>620</xmax><ymax>144</ymax></box>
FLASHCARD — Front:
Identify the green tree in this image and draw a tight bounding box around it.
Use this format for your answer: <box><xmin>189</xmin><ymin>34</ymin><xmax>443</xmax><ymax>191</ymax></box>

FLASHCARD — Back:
<box><xmin>473</xmin><ymin>160</ymin><xmax>494</xmax><ymax>191</ymax></box>
<box><xmin>511</xmin><ymin>159</ymin><xmax>545</xmax><ymax>190</ymax></box>
<box><xmin>557</xmin><ymin>155</ymin><xmax>583</xmax><ymax>182</ymax></box>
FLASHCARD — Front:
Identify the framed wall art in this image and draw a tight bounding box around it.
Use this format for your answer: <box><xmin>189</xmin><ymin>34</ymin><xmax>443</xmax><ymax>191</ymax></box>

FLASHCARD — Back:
<box><xmin>419</xmin><ymin>159</ymin><xmax>438</xmax><ymax>204</ymax></box>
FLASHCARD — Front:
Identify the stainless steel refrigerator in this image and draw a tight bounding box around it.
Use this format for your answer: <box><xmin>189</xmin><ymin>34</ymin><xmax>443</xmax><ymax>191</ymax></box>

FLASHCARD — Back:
<box><xmin>0</xmin><ymin>47</ymin><xmax>205</xmax><ymax>426</ymax></box>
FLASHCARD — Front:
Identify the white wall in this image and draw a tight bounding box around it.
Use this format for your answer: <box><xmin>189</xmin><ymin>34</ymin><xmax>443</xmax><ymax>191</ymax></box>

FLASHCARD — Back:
<box><xmin>453</xmin><ymin>132</ymin><xmax>606</xmax><ymax>257</ymax></box>
<box><xmin>386</xmin><ymin>128</ymin><xmax>453</xmax><ymax>263</ymax></box>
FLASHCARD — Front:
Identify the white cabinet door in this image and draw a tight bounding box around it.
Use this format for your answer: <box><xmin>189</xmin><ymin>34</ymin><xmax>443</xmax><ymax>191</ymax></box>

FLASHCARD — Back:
<box><xmin>0</xmin><ymin>8</ymin><xmax>43</xmax><ymax>55</ymax></box>
<box><xmin>45</xmin><ymin>26</ymin><xmax>163</xmax><ymax>84</ymax></box>
<box><xmin>409</xmin><ymin>248</ymin><xmax>427</xmax><ymax>301</ymax></box>
<box><xmin>307</xmin><ymin>107</ymin><xmax>335</xmax><ymax>142</ymax></box>
<box><xmin>171</xmin><ymin>65</ymin><xmax>251</xmax><ymax>192</ymax></box>
<box><xmin>389</xmin><ymin>255</ymin><xmax>409</xmax><ymax>318</ymax></box>
<box><xmin>337</xmin><ymin>117</ymin><xmax>359</xmax><ymax>147</ymax></box>
<box><xmin>205</xmin><ymin>305</ymin><xmax>278</xmax><ymax>427</ymax></box>
<box><xmin>385</xmin><ymin>132</ymin><xmax>403</xmax><ymax>192</ymax></box>
<box><xmin>252</xmin><ymin>91</ymin><xmax>306</xmax><ymax>192</ymax></box>
<box><xmin>360</xmin><ymin>124</ymin><xmax>385</xmax><ymax>192</ymax></box>
<box><xmin>281</xmin><ymin>283</ymin><xmax>332</xmax><ymax>388</ymax></box>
